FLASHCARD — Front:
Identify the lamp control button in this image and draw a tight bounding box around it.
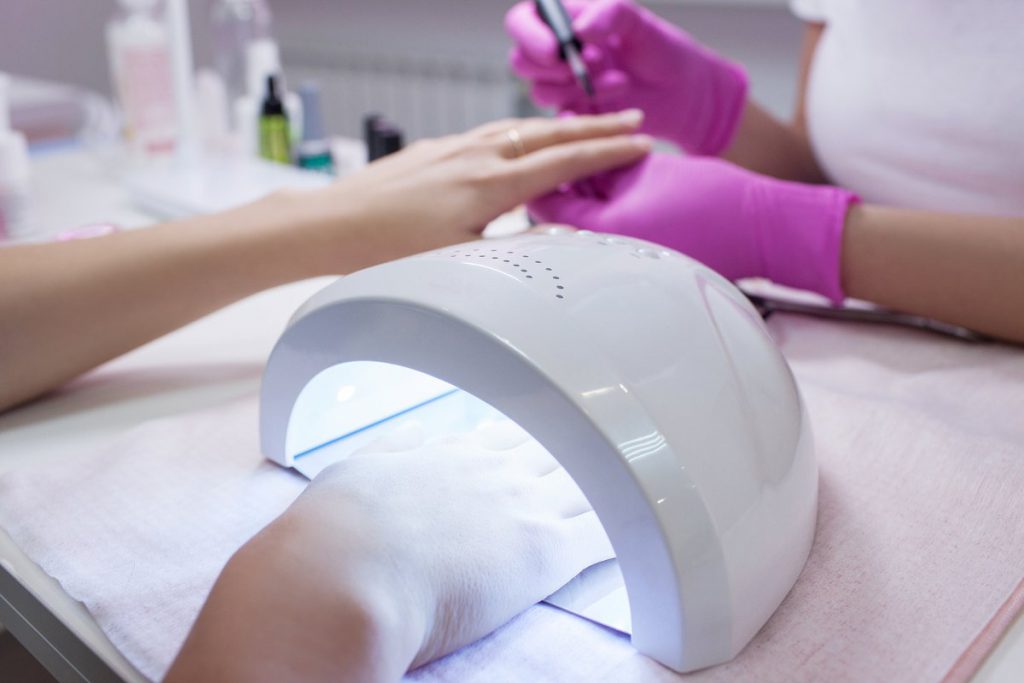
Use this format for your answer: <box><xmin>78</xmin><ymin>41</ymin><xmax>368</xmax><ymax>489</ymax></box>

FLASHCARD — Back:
<box><xmin>634</xmin><ymin>248</ymin><xmax>661</xmax><ymax>259</ymax></box>
<box><xmin>600</xmin><ymin>236</ymin><xmax>626</xmax><ymax>245</ymax></box>
<box><xmin>575</xmin><ymin>229</ymin><xmax>594</xmax><ymax>237</ymax></box>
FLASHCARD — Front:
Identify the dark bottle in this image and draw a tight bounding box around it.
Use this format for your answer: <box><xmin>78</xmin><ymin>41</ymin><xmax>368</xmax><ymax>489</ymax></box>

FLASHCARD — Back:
<box><xmin>259</xmin><ymin>74</ymin><xmax>291</xmax><ymax>164</ymax></box>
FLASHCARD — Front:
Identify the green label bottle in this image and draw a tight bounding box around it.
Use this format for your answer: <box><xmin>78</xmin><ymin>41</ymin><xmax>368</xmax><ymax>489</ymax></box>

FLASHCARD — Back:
<box><xmin>260</xmin><ymin>114</ymin><xmax>291</xmax><ymax>164</ymax></box>
<box><xmin>259</xmin><ymin>74</ymin><xmax>291</xmax><ymax>164</ymax></box>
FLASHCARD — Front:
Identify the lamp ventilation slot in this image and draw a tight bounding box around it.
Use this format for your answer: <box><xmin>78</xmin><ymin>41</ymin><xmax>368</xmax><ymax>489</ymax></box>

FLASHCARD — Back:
<box><xmin>444</xmin><ymin>247</ymin><xmax>566</xmax><ymax>300</ymax></box>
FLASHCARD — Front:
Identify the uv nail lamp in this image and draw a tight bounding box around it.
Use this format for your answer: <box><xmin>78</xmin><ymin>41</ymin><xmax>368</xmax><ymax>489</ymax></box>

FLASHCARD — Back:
<box><xmin>259</xmin><ymin>229</ymin><xmax>817</xmax><ymax>673</ymax></box>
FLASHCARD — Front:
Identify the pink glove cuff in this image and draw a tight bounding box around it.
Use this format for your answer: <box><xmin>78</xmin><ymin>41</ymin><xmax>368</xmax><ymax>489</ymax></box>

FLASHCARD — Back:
<box><xmin>747</xmin><ymin>178</ymin><xmax>860</xmax><ymax>305</ymax></box>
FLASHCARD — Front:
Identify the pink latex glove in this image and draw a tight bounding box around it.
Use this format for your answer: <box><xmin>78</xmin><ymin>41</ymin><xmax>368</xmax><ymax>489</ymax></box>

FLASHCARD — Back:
<box><xmin>529</xmin><ymin>154</ymin><xmax>859</xmax><ymax>303</ymax></box>
<box><xmin>505</xmin><ymin>0</ymin><xmax>748</xmax><ymax>156</ymax></box>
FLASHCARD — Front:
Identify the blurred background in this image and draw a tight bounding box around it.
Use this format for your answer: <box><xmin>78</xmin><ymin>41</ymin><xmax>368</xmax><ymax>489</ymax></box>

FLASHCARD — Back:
<box><xmin>1</xmin><ymin>0</ymin><xmax>804</xmax><ymax>141</ymax></box>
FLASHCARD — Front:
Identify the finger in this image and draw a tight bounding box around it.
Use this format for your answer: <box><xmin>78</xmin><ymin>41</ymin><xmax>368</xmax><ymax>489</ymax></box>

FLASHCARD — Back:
<box><xmin>510</xmin><ymin>47</ymin><xmax>574</xmax><ymax>83</ymax></box>
<box><xmin>530</xmin><ymin>82</ymin><xmax>585</xmax><ymax>110</ymax></box>
<box><xmin>591</xmin><ymin>69</ymin><xmax>629</xmax><ymax>96</ymax></box>
<box><xmin>510</xmin><ymin>438</ymin><xmax>561</xmax><ymax>476</ymax></box>
<box><xmin>504</xmin><ymin>1</ymin><xmax>561</xmax><ymax>65</ymax></box>
<box><xmin>502</xmin><ymin>110</ymin><xmax>644</xmax><ymax>159</ymax></box>
<box><xmin>465</xmin><ymin>116</ymin><xmax>527</xmax><ymax>139</ymax></box>
<box><xmin>576</xmin><ymin>0</ymin><xmax>643</xmax><ymax>43</ymax></box>
<box><xmin>472</xmin><ymin>419</ymin><xmax>534</xmax><ymax>451</ymax></box>
<box><xmin>509</xmin><ymin>42</ymin><xmax>609</xmax><ymax>84</ymax></box>
<box><xmin>557</xmin><ymin>511</ymin><xmax>616</xmax><ymax>571</ymax></box>
<box><xmin>347</xmin><ymin>421</ymin><xmax>430</xmax><ymax>460</ymax></box>
<box><xmin>528</xmin><ymin>188</ymin><xmax>604</xmax><ymax>229</ymax></box>
<box><xmin>530</xmin><ymin>82</ymin><xmax>587</xmax><ymax>111</ymax></box>
<box><xmin>580</xmin><ymin>42</ymin><xmax>608</xmax><ymax>71</ymax></box>
<box><xmin>505</xmin><ymin>0</ymin><xmax>592</xmax><ymax>62</ymax></box>
<box><xmin>525</xmin><ymin>223</ymin><xmax>577</xmax><ymax>235</ymax></box>
<box><xmin>469</xmin><ymin>112</ymin><xmax>618</xmax><ymax>140</ymax></box>
<box><xmin>511</xmin><ymin>134</ymin><xmax>651</xmax><ymax>200</ymax></box>
<box><xmin>535</xmin><ymin>466</ymin><xmax>594</xmax><ymax>518</ymax></box>
<box><xmin>482</xmin><ymin>111</ymin><xmax>642</xmax><ymax>159</ymax></box>
<box><xmin>532</xmin><ymin>68</ymin><xmax>628</xmax><ymax>109</ymax></box>
<box><xmin>358</xmin><ymin>420</ymin><xmax>427</xmax><ymax>454</ymax></box>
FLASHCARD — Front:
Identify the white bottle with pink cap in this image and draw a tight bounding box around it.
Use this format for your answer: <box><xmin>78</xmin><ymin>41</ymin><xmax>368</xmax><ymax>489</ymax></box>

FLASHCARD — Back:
<box><xmin>106</xmin><ymin>0</ymin><xmax>178</xmax><ymax>157</ymax></box>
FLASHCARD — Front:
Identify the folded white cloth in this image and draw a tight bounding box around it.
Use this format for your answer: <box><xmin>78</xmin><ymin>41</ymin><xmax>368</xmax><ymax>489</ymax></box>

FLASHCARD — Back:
<box><xmin>0</xmin><ymin>399</ymin><xmax>305</xmax><ymax>678</ymax></box>
<box><xmin>1</xmin><ymin>315</ymin><xmax>1023</xmax><ymax>682</ymax></box>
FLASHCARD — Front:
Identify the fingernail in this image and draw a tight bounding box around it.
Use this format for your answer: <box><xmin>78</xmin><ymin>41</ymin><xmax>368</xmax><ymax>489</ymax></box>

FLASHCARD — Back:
<box><xmin>618</xmin><ymin>108</ymin><xmax>644</xmax><ymax>125</ymax></box>
<box><xmin>632</xmin><ymin>134</ymin><xmax>653</xmax><ymax>148</ymax></box>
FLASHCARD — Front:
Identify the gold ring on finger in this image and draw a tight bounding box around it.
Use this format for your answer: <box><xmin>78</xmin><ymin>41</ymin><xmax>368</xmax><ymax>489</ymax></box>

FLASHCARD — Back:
<box><xmin>505</xmin><ymin>127</ymin><xmax>527</xmax><ymax>158</ymax></box>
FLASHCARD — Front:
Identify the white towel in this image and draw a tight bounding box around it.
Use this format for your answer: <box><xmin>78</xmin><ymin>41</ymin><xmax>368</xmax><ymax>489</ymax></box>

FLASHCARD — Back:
<box><xmin>1</xmin><ymin>315</ymin><xmax>1024</xmax><ymax>682</ymax></box>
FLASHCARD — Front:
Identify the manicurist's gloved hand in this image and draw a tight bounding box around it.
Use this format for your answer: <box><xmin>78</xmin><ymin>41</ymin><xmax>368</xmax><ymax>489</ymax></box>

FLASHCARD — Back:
<box><xmin>505</xmin><ymin>0</ymin><xmax>748</xmax><ymax>155</ymax></box>
<box><xmin>529</xmin><ymin>154</ymin><xmax>860</xmax><ymax>303</ymax></box>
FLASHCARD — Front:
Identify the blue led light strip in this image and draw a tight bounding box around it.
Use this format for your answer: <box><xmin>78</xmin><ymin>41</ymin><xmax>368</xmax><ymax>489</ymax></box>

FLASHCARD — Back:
<box><xmin>292</xmin><ymin>388</ymin><xmax>461</xmax><ymax>461</ymax></box>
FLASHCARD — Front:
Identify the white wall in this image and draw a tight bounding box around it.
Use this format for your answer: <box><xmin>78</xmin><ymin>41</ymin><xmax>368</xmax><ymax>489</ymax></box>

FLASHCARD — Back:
<box><xmin>272</xmin><ymin>0</ymin><xmax>806</xmax><ymax>117</ymax></box>
<box><xmin>0</xmin><ymin>1</ymin><xmax>115</xmax><ymax>94</ymax></box>
<box><xmin>0</xmin><ymin>0</ymin><xmax>215</xmax><ymax>95</ymax></box>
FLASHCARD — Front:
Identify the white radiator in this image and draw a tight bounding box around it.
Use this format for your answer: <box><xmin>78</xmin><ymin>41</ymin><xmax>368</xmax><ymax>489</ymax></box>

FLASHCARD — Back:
<box><xmin>282</xmin><ymin>47</ymin><xmax>530</xmax><ymax>141</ymax></box>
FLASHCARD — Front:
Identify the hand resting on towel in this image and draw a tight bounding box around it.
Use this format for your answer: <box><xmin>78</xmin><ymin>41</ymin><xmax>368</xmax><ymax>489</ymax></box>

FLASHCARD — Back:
<box><xmin>164</xmin><ymin>424</ymin><xmax>612</xmax><ymax>683</ymax></box>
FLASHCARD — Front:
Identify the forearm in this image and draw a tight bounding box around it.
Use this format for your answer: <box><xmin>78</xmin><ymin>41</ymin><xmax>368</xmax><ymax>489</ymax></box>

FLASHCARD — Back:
<box><xmin>842</xmin><ymin>205</ymin><xmax>1024</xmax><ymax>343</ymax></box>
<box><xmin>0</xmin><ymin>190</ymin><xmax>353</xmax><ymax>412</ymax></box>
<box><xmin>720</xmin><ymin>22</ymin><xmax>826</xmax><ymax>183</ymax></box>
<box><xmin>165</xmin><ymin>503</ymin><xmax>420</xmax><ymax>683</ymax></box>
<box><xmin>720</xmin><ymin>100</ymin><xmax>827</xmax><ymax>183</ymax></box>
<box><xmin>0</xmin><ymin>113</ymin><xmax>649</xmax><ymax>412</ymax></box>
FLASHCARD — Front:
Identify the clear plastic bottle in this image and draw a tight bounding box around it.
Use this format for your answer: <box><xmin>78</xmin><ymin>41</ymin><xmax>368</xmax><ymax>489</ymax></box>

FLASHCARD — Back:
<box><xmin>210</xmin><ymin>0</ymin><xmax>274</xmax><ymax>105</ymax></box>
<box><xmin>106</xmin><ymin>0</ymin><xmax>177</xmax><ymax>157</ymax></box>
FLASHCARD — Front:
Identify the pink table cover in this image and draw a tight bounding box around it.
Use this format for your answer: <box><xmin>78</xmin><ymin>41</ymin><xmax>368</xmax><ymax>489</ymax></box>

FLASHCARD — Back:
<box><xmin>1</xmin><ymin>314</ymin><xmax>1022</xmax><ymax>682</ymax></box>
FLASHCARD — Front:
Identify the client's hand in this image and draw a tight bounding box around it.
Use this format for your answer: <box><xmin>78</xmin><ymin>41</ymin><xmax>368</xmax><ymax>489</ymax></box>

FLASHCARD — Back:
<box><xmin>529</xmin><ymin>153</ymin><xmax>859</xmax><ymax>303</ymax></box>
<box><xmin>165</xmin><ymin>426</ymin><xmax>612</xmax><ymax>683</ymax></box>
<box><xmin>0</xmin><ymin>112</ymin><xmax>647</xmax><ymax>413</ymax></box>
<box><xmin>283</xmin><ymin>111</ymin><xmax>651</xmax><ymax>274</ymax></box>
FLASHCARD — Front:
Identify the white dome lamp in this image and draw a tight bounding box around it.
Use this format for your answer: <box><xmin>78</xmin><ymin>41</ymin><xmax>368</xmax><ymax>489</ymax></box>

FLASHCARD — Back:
<box><xmin>259</xmin><ymin>230</ymin><xmax>817</xmax><ymax>672</ymax></box>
